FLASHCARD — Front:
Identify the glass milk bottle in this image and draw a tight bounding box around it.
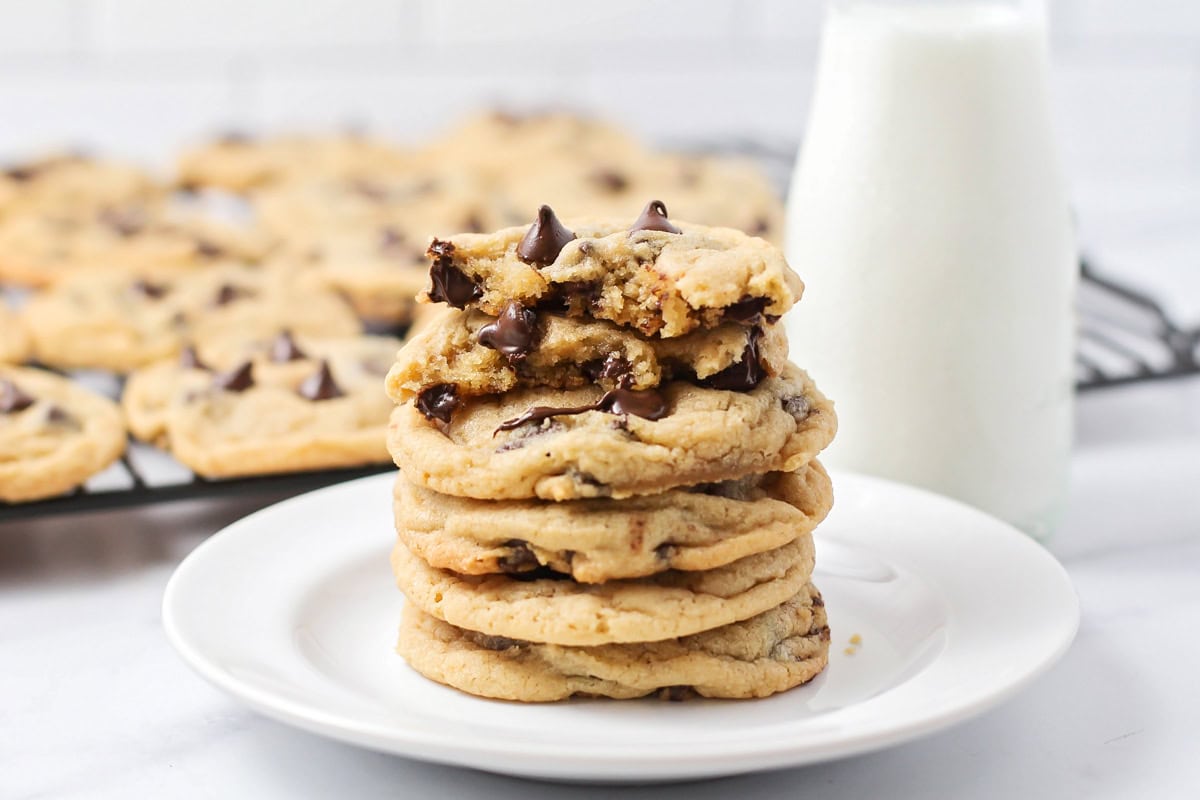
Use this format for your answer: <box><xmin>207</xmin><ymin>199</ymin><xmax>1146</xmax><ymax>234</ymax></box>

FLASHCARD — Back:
<box><xmin>785</xmin><ymin>0</ymin><xmax>1077</xmax><ymax>538</ymax></box>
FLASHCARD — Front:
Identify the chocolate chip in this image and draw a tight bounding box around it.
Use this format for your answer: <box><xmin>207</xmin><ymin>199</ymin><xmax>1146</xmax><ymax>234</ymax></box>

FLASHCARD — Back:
<box><xmin>4</xmin><ymin>165</ymin><xmax>38</xmax><ymax>182</ymax></box>
<box><xmin>723</xmin><ymin>297</ymin><xmax>768</xmax><ymax>326</ymax></box>
<box><xmin>506</xmin><ymin>564</ymin><xmax>573</xmax><ymax>582</ymax></box>
<box><xmin>782</xmin><ymin>394</ymin><xmax>810</xmax><ymax>420</ymax></box>
<box><xmin>178</xmin><ymin>345</ymin><xmax>209</xmax><ymax>370</ymax></box>
<box><xmin>811</xmin><ymin>593</ymin><xmax>825</xmax><ymax>608</ymax></box>
<box><xmin>498</xmin><ymin>540</ymin><xmax>540</xmax><ymax>574</ymax></box>
<box><xmin>416</xmin><ymin>383</ymin><xmax>460</xmax><ymax>425</ymax></box>
<box><xmin>629</xmin><ymin>200</ymin><xmax>681</xmax><ymax>234</ymax></box>
<box><xmin>213</xmin><ymin>361</ymin><xmax>254</xmax><ymax>392</ymax></box>
<box><xmin>130</xmin><ymin>279</ymin><xmax>168</xmax><ymax>300</ymax></box>
<box><xmin>494</xmin><ymin>387</ymin><xmax>667</xmax><ymax>434</ymax></box>
<box><xmin>212</xmin><ymin>283</ymin><xmax>253</xmax><ymax>307</ymax></box>
<box><xmin>44</xmin><ymin>404</ymin><xmax>81</xmax><ymax>431</ymax></box>
<box><xmin>582</xmin><ymin>354</ymin><xmax>634</xmax><ymax>387</ymax></box>
<box><xmin>589</xmin><ymin>169</ymin><xmax>628</xmax><ymax>193</ymax></box>
<box><xmin>702</xmin><ymin>328</ymin><xmax>766</xmax><ymax>391</ymax></box>
<box><xmin>463</xmin><ymin>212</ymin><xmax>486</xmax><ymax>233</ymax></box>
<box><xmin>0</xmin><ymin>379</ymin><xmax>36</xmax><ymax>413</ymax></box>
<box><xmin>269</xmin><ymin>330</ymin><xmax>307</xmax><ymax>363</ymax></box>
<box><xmin>750</xmin><ymin>216</ymin><xmax>771</xmax><ymax>236</ymax></box>
<box><xmin>654</xmin><ymin>543</ymin><xmax>675</xmax><ymax>563</ymax></box>
<box><xmin>516</xmin><ymin>205</ymin><xmax>575</xmax><ymax>266</ymax></box>
<box><xmin>298</xmin><ymin>360</ymin><xmax>344</xmax><ymax>401</ymax></box>
<box><xmin>478</xmin><ymin>301</ymin><xmax>538</xmax><ymax>362</ymax></box>
<box><xmin>473</xmin><ymin>634</ymin><xmax>521</xmax><ymax>651</ymax></box>
<box><xmin>426</xmin><ymin>240</ymin><xmax>482</xmax><ymax>308</ymax></box>
<box><xmin>99</xmin><ymin>207</ymin><xmax>147</xmax><ymax>237</ymax></box>
<box><xmin>194</xmin><ymin>238</ymin><xmax>225</xmax><ymax>259</ymax></box>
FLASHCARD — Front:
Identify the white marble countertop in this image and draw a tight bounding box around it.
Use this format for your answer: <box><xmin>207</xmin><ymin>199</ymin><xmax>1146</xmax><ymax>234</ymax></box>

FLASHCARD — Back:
<box><xmin>2</xmin><ymin>374</ymin><xmax>1198</xmax><ymax>799</ymax></box>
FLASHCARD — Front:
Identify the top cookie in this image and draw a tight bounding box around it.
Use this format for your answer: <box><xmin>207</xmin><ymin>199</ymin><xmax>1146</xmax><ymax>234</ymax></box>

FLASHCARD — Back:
<box><xmin>419</xmin><ymin>202</ymin><xmax>802</xmax><ymax>338</ymax></box>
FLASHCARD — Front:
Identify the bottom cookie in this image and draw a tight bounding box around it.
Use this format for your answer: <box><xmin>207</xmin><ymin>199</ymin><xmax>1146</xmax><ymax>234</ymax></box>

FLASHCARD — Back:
<box><xmin>396</xmin><ymin>583</ymin><xmax>830</xmax><ymax>702</ymax></box>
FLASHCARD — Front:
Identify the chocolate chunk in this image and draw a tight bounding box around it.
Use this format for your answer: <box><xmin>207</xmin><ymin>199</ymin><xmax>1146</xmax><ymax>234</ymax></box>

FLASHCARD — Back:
<box><xmin>99</xmin><ymin>207</ymin><xmax>147</xmax><ymax>237</ymax></box>
<box><xmin>0</xmin><ymin>379</ymin><xmax>36</xmax><ymax>413</ymax></box>
<box><xmin>629</xmin><ymin>200</ymin><xmax>680</xmax><ymax>234</ymax></box>
<box><xmin>498</xmin><ymin>540</ymin><xmax>540</xmax><ymax>574</ymax></box>
<box><xmin>516</xmin><ymin>205</ymin><xmax>575</xmax><ymax>266</ymax></box>
<box><xmin>582</xmin><ymin>354</ymin><xmax>634</xmax><ymax>387</ymax></box>
<box><xmin>507</xmin><ymin>564</ymin><xmax>573</xmax><ymax>582</ymax></box>
<box><xmin>194</xmin><ymin>238</ymin><xmax>225</xmax><ymax>259</ymax></box>
<box><xmin>178</xmin><ymin>345</ymin><xmax>209</xmax><ymax>371</ymax></box>
<box><xmin>782</xmin><ymin>394</ymin><xmax>810</xmax><ymax>421</ymax></box>
<box><xmin>212</xmin><ymin>283</ymin><xmax>253</xmax><ymax>306</ymax></box>
<box><xmin>702</xmin><ymin>328</ymin><xmax>766</xmax><ymax>391</ymax></box>
<box><xmin>495</xmin><ymin>387</ymin><xmax>667</xmax><ymax>434</ymax></box>
<box><xmin>537</xmin><ymin>280</ymin><xmax>597</xmax><ymax>316</ymax></box>
<box><xmin>416</xmin><ymin>383</ymin><xmax>460</xmax><ymax>425</ymax></box>
<box><xmin>44</xmin><ymin>404</ymin><xmax>81</xmax><ymax>431</ymax></box>
<box><xmin>213</xmin><ymin>361</ymin><xmax>254</xmax><ymax>392</ymax></box>
<box><xmin>589</xmin><ymin>169</ymin><xmax>628</xmax><ymax>193</ymax></box>
<box><xmin>269</xmin><ymin>330</ymin><xmax>307</xmax><ymax>363</ymax></box>
<box><xmin>426</xmin><ymin>240</ymin><xmax>482</xmax><ymax>308</ymax></box>
<box><xmin>478</xmin><ymin>301</ymin><xmax>538</xmax><ymax>362</ymax></box>
<box><xmin>130</xmin><ymin>279</ymin><xmax>168</xmax><ymax>300</ymax></box>
<box><xmin>298</xmin><ymin>360</ymin><xmax>344</xmax><ymax>401</ymax></box>
<box><xmin>473</xmin><ymin>634</ymin><xmax>522</xmax><ymax>651</ymax></box>
<box><xmin>723</xmin><ymin>297</ymin><xmax>768</xmax><ymax>326</ymax></box>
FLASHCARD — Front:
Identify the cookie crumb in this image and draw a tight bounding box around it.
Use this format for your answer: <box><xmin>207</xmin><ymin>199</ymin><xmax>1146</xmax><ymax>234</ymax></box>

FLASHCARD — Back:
<box><xmin>843</xmin><ymin>647</ymin><xmax>856</xmax><ymax>656</ymax></box>
<box><xmin>849</xmin><ymin>634</ymin><xmax>862</xmax><ymax>646</ymax></box>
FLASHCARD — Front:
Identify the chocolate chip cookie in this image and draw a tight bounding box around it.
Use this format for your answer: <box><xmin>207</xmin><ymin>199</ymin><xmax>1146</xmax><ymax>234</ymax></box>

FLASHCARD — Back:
<box><xmin>386</xmin><ymin>305</ymin><xmax>788</xmax><ymax>402</ymax></box>
<box><xmin>387</xmin><ymin>364</ymin><xmax>835</xmax><ymax>501</ymax></box>
<box><xmin>23</xmin><ymin>264</ymin><xmax>361</xmax><ymax>372</ymax></box>
<box><xmin>393</xmin><ymin>462</ymin><xmax>832</xmax><ymax>583</ymax></box>
<box><xmin>419</xmin><ymin>203</ymin><xmax>801</xmax><ymax>338</ymax></box>
<box><xmin>397</xmin><ymin>583</ymin><xmax>829</xmax><ymax>701</ymax></box>
<box><xmin>0</xmin><ymin>154</ymin><xmax>162</xmax><ymax>219</ymax></box>
<box><xmin>391</xmin><ymin>534</ymin><xmax>814</xmax><ymax>646</ymax></box>
<box><xmin>0</xmin><ymin>366</ymin><xmax>126</xmax><ymax>503</ymax></box>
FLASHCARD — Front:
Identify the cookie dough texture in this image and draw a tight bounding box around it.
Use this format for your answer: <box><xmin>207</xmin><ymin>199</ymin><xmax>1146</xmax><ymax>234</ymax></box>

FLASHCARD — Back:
<box><xmin>0</xmin><ymin>366</ymin><xmax>126</xmax><ymax>503</ymax></box>
<box><xmin>391</xmin><ymin>534</ymin><xmax>815</xmax><ymax>646</ymax></box>
<box><xmin>388</xmin><ymin>365</ymin><xmax>835</xmax><ymax>501</ymax></box>
<box><xmin>0</xmin><ymin>305</ymin><xmax>29</xmax><ymax>363</ymax></box>
<box><xmin>23</xmin><ymin>265</ymin><xmax>361</xmax><ymax>372</ymax></box>
<box><xmin>397</xmin><ymin>583</ymin><xmax>829</xmax><ymax>701</ymax></box>
<box><xmin>393</xmin><ymin>462</ymin><xmax>832</xmax><ymax>583</ymax></box>
<box><xmin>420</xmin><ymin>218</ymin><xmax>802</xmax><ymax>337</ymax></box>
<box><xmin>386</xmin><ymin>306</ymin><xmax>788</xmax><ymax>401</ymax></box>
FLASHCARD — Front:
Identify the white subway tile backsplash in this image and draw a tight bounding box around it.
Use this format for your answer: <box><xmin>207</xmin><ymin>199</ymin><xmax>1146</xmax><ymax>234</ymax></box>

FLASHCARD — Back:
<box><xmin>418</xmin><ymin>0</ymin><xmax>741</xmax><ymax>43</ymax></box>
<box><xmin>89</xmin><ymin>0</ymin><xmax>415</xmax><ymax>52</ymax></box>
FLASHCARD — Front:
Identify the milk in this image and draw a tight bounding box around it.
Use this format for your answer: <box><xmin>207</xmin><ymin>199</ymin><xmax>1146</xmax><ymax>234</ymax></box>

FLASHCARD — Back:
<box><xmin>785</xmin><ymin>0</ymin><xmax>1076</xmax><ymax>538</ymax></box>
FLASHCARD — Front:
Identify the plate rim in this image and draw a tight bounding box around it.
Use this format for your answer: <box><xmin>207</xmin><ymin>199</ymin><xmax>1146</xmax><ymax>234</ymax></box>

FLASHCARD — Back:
<box><xmin>162</xmin><ymin>470</ymin><xmax>1080</xmax><ymax>776</ymax></box>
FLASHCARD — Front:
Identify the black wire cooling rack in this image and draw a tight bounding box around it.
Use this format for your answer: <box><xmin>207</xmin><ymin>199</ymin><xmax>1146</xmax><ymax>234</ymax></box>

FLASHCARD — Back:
<box><xmin>3</xmin><ymin>141</ymin><xmax>1197</xmax><ymax>523</ymax></box>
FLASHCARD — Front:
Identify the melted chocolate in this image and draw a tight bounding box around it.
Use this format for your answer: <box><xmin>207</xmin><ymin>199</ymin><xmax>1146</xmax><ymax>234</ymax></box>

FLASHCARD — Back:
<box><xmin>298</xmin><ymin>360</ymin><xmax>344</xmax><ymax>401</ymax></box>
<box><xmin>178</xmin><ymin>345</ymin><xmax>209</xmax><ymax>371</ymax></box>
<box><xmin>516</xmin><ymin>205</ymin><xmax>575</xmax><ymax>266</ymax></box>
<box><xmin>426</xmin><ymin>240</ymin><xmax>482</xmax><ymax>308</ymax></box>
<box><xmin>495</xmin><ymin>387</ymin><xmax>667</xmax><ymax>434</ymax></box>
<box><xmin>269</xmin><ymin>330</ymin><xmax>307</xmax><ymax>363</ymax></box>
<box><xmin>497</xmin><ymin>540</ymin><xmax>540</xmax><ymax>574</ymax></box>
<box><xmin>702</xmin><ymin>328</ymin><xmax>766</xmax><ymax>391</ymax></box>
<box><xmin>0</xmin><ymin>379</ymin><xmax>36</xmax><ymax>413</ymax></box>
<box><xmin>478</xmin><ymin>301</ymin><xmax>537</xmax><ymax>362</ymax></box>
<box><xmin>629</xmin><ymin>200</ymin><xmax>680</xmax><ymax>234</ymax></box>
<box><xmin>416</xmin><ymin>383</ymin><xmax>460</xmax><ymax>425</ymax></box>
<box><xmin>581</xmin><ymin>354</ymin><xmax>634</xmax><ymax>387</ymax></box>
<box><xmin>130</xmin><ymin>279</ymin><xmax>167</xmax><ymax>300</ymax></box>
<box><xmin>213</xmin><ymin>361</ymin><xmax>254</xmax><ymax>392</ymax></box>
<box><xmin>723</xmin><ymin>297</ymin><xmax>768</xmax><ymax>326</ymax></box>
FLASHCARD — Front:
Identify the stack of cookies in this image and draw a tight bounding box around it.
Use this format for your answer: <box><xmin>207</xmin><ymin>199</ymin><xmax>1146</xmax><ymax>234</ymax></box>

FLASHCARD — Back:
<box><xmin>385</xmin><ymin>201</ymin><xmax>837</xmax><ymax>701</ymax></box>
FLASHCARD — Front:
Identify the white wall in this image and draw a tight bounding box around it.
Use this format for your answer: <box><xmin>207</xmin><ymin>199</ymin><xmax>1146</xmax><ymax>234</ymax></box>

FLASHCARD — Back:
<box><xmin>0</xmin><ymin>0</ymin><xmax>1194</xmax><ymax>181</ymax></box>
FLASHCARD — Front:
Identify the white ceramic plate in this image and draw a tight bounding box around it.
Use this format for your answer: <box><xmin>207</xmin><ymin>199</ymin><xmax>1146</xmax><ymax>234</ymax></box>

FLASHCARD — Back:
<box><xmin>163</xmin><ymin>470</ymin><xmax>1078</xmax><ymax>782</ymax></box>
